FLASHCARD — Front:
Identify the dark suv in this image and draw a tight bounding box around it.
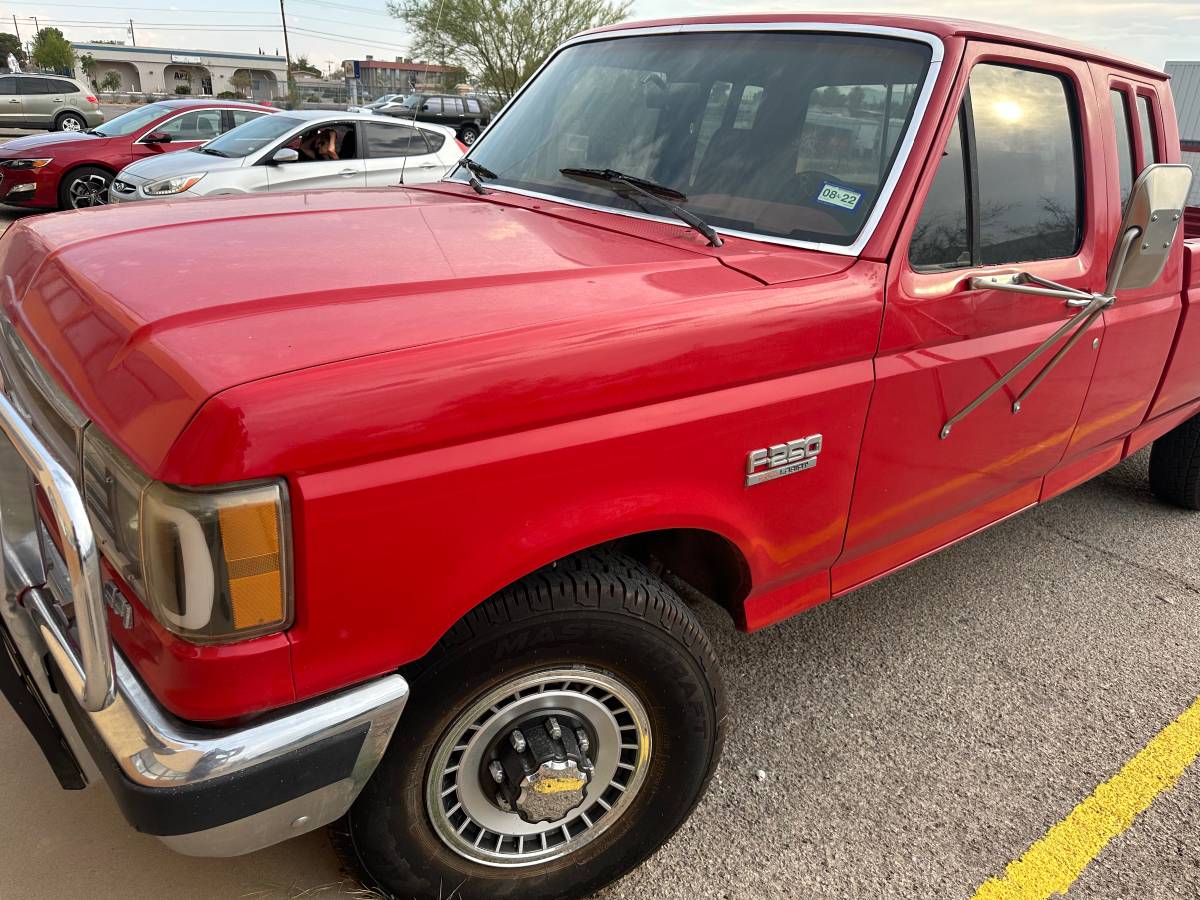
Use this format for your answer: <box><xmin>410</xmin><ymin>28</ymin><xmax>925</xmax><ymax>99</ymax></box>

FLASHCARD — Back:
<box><xmin>379</xmin><ymin>93</ymin><xmax>491</xmax><ymax>144</ymax></box>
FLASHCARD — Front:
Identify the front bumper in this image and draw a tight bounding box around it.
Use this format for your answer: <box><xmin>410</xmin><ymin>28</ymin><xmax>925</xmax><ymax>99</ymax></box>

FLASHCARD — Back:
<box><xmin>0</xmin><ymin>168</ymin><xmax>57</xmax><ymax>207</ymax></box>
<box><xmin>0</xmin><ymin>380</ymin><xmax>408</xmax><ymax>856</ymax></box>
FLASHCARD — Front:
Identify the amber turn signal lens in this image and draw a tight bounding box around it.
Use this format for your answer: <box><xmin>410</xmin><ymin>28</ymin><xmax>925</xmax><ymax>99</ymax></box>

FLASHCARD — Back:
<box><xmin>219</xmin><ymin>501</ymin><xmax>284</xmax><ymax>630</ymax></box>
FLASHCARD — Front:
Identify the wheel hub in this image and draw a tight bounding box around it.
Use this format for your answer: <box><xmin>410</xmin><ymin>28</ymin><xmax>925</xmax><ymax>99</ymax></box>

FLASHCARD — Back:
<box><xmin>487</xmin><ymin>714</ymin><xmax>593</xmax><ymax>823</ymax></box>
<box><xmin>425</xmin><ymin>668</ymin><xmax>652</xmax><ymax>867</ymax></box>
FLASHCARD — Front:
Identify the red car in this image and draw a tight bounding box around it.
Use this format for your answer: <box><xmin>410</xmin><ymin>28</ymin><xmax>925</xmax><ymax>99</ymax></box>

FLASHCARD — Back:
<box><xmin>0</xmin><ymin>98</ymin><xmax>274</xmax><ymax>210</ymax></box>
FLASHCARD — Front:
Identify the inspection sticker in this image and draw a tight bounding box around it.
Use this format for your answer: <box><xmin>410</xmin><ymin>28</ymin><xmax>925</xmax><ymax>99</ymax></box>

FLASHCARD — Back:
<box><xmin>816</xmin><ymin>182</ymin><xmax>862</xmax><ymax>211</ymax></box>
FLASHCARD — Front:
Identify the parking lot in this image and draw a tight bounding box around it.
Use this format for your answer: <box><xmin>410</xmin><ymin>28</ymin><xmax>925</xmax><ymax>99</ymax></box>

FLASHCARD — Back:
<box><xmin>0</xmin><ymin>145</ymin><xmax>1199</xmax><ymax>899</ymax></box>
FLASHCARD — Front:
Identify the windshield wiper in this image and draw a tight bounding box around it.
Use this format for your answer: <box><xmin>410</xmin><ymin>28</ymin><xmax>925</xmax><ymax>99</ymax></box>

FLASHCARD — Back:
<box><xmin>84</xmin><ymin>129</ymin><xmax>102</xmax><ymax>136</ymax></box>
<box><xmin>457</xmin><ymin>157</ymin><xmax>495</xmax><ymax>195</ymax></box>
<box><xmin>196</xmin><ymin>147</ymin><xmax>229</xmax><ymax>157</ymax></box>
<box><xmin>560</xmin><ymin>167</ymin><xmax>722</xmax><ymax>247</ymax></box>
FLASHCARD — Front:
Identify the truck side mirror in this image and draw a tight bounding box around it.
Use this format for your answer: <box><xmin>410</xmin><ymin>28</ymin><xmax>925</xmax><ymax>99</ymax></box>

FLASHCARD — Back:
<box><xmin>1106</xmin><ymin>163</ymin><xmax>1194</xmax><ymax>294</ymax></box>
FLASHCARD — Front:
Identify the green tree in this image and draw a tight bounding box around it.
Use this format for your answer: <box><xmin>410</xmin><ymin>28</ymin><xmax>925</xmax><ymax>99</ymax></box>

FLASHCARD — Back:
<box><xmin>79</xmin><ymin>52</ymin><xmax>99</xmax><ymax>86</ymax></box>
<box><xmin>293</xmin><ymin>55</ymin><xmax>322</xmax><ymax>77</ymax></box>
<box><xmin>99</xmin><ymin>70</ymin><xmax>122</xmax><ymax>92</ymax></box>
<box><xmin>31</xmin><ymin>28</ymin><xmax>74</xmax><ymax>73</ymax></box>
<box><xmin>387</xmin><ymin>0</ymin><xmax>630</xmax><ymax>100</ymax></box>
<box><xmin>0</xmin><ymin>33</ymin><xmax>26</xmax><ymax>67</ymax></box>
<box><xmin>230</xmin><ymin>70</ymin><xmax>252</xmax><ymax>96</ymax></box>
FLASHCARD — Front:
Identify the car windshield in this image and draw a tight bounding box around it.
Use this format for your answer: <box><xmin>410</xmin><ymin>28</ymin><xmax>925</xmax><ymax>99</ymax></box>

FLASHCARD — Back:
<box><xmin>399</xmin><ymin>94</ymin><xmax>423</xmax><ymax>108</ymax></box>
<box><xmin>201</xmin><ymin>114</ymin><xmax>301</xmax><ymax>158</ymax></box>
<box><xmin>457</xmin><ymin>31</ymin><xmax>934</xmax><ymax>246</ymax></box>
<box><xmin>91</xmin><ymin>102</ymin><xmax>175</xmax><ymax>137</ymax></box>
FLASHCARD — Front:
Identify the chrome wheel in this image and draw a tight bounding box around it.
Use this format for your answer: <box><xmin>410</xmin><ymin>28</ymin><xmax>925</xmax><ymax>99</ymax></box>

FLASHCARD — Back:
<box><xmin>425</xmin><ymin>666</ymin><xmax>652</xmax><ymax>868</ymax></box>
<box><xmin>58</xmin><ymin>115</ymin><xmax>84</xmax><ymax>132</ymax></box>
<box><xmin>67</xmin><ymin>174</ymin><xmax>109</xmax><ymax>208</ymax></box>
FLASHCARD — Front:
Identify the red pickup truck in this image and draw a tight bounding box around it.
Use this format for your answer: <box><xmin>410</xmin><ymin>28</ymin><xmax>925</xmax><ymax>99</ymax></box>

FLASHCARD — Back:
<box><xmin>0</xmin><ymin>13</ymin><xmax>1196</xmax><ymax>900</ymax></box>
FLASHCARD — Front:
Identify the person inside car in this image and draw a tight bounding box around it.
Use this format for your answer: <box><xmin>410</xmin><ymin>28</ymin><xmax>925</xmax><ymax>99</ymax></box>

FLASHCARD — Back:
<box><xmin>297</xmin><ymin>127</ymin><xmax>339</xmax><ymax>161</ymax></box>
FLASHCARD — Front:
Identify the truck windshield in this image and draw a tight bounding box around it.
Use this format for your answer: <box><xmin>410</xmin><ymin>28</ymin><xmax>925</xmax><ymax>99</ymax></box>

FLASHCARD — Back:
<box><xmin>458</xmin><ymin>31</ymin><xmax>933</xmax><ymax>246</ymax></box>
<box><xmin>201</xmin><ymin>114</ymin><xmax>303</xmax><ymax>158</ymax></box>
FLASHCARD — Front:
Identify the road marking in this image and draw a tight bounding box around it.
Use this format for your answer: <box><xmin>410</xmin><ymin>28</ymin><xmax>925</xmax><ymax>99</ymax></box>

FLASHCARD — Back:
<box><xmin>973</xmin><ymin>695</ymin><xmax>1200</xmax><ymax>900</ymax></box>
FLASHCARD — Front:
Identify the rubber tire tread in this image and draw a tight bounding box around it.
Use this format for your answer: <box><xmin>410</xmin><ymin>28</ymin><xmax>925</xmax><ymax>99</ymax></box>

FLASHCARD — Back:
<box><xmin>331</xmin><ymin>548</ymin><xmax>726</xmax><ymax>900</ymax></box>
<box><xmin>1149</xmin><ymin>413</ymin><xmax>1200</xmax><ymax>509</ymax></box>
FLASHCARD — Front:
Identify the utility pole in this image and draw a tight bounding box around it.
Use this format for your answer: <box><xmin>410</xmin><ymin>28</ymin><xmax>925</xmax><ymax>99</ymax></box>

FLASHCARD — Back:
<box><xmin>278</xmin><ymin>0</ymin><xmax>293</xmax><ymax>98</ymax></box>
<box><xmin>11</xmin><ymin>15</ymin><xmax>20</xmax><ymax>45</ymax></box>
<box><xmin>129</xmin><ymin>19</ymin><xmax>136</xmax><ymax>47</ymax></box>
<box><xmin>31</xmin><ymin>16</ymin><xmax>39</xmax><ymax>33</ymax></box>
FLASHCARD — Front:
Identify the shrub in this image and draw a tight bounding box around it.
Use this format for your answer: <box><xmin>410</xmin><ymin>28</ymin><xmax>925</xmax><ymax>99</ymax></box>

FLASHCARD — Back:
<box><xmin>217</xmin><ymin>90</ymin><xmax>246</xmax><ymax>100</ymax></box>
<box><xmin>174</xmin><ymin>84</ymin><xmax>191</xmax><ymax>95</ymax></box>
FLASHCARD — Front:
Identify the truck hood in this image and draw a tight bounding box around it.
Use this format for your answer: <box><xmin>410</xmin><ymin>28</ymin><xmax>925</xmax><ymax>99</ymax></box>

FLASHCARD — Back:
<box><xmin>0</xmin><ymin>187</ymin><xmax>848</xmax><ymax>476</ymax></box>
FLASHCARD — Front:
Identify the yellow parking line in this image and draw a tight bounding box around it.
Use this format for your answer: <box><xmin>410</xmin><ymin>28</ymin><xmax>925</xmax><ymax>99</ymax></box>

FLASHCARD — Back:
<box><xmin>973</xmin><ymin>695</ymin><xmax>1200</xmax><ymax>900</ymax></box>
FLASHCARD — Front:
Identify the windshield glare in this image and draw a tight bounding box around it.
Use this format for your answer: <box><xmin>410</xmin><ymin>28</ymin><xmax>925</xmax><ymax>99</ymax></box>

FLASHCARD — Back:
<box><xmin>93</xmin><ymin>102</ymin><xmax>174</xmax><ymax>137</ymax></box>
<box><xmin>202</xmin><ymin>114</ymin><xmax>301</xmax><ymax>158</ymax></box>
<box><xmin>460</xmin><ymin>32</ymin><xmax>933</xmax><ymax>245</ymax></box>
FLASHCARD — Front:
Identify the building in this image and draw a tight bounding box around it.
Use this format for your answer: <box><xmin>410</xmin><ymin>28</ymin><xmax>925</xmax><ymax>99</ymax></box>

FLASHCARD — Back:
<box><xmin>71</xmin><ymin>42</ymin><xmax>287</xmax><ymax>100</ymax></box>
<box><xmin>342</xmin><ymin>57</ymin><xmax>464</xmax><ymax>98</ymax></box>
<box><xmin>1166</xmin><ymin>61</ymin><xmax>1200</xmax><ymax>206</ymax></box>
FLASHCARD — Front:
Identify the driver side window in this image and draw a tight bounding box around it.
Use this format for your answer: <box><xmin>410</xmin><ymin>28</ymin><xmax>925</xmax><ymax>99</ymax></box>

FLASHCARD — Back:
<box><xmin>910</xmin><ymin>63</ymin><xmax>1083</xmax><ymax>270</ymax></box>
<box><xmin>286</xmin><ymin>123</ymin><xmax>358</xmax><ymax>163</ymax></box>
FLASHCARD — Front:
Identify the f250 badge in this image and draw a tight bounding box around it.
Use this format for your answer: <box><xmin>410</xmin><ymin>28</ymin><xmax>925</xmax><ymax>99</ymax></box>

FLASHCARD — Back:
<box><xmin>745</xmin><ymin>434</ymin><xmax>823</xmax><ymax>487</ymax></box>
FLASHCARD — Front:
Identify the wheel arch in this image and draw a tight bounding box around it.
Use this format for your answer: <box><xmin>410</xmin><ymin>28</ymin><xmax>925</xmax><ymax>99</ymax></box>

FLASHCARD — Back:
<box><xmin>413</xmin><ymin>525</ymin><xmax>753</xmax><ymax>664</ymax></box>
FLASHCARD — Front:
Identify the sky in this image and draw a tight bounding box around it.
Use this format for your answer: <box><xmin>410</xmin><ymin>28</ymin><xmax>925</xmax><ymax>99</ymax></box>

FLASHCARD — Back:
<box><xmin>4</xmin><ymin>0</ymin><xmax>1199</xmax><ymax>72</ymax></box>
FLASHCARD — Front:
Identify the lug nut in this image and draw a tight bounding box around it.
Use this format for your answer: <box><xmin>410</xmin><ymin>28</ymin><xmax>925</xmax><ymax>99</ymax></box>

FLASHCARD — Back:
<box><xmin>489</xmin><ymin>760</ymin><xmax>505</xmax><ymax>783</ymax></box>
<box><xmin>546</xmin><ymin>717</ymin><xmax>562</xmax><ymax>740</ymax></box>
<box><xmin>510</xmin><ymin>729</ymin><xmax>526</xmax><ymax>753</ymax></box>
<box><xmin>576</xmin><ymin>729</ymin><xmax>590</xmax><ymax>753</ymax></box>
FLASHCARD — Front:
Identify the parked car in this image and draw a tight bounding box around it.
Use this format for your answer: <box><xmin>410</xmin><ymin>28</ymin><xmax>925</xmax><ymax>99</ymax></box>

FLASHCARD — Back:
<box><xmin>375</xmin><ymin>92</ymin><xmax>491</xmax><ymax>144</ymax></box>
<box><xmin>0</xmin><ymin>72</ymin><xmax>103</xmax><ymax>133</ymax></box>
<box><xmin>0</xmin><ymin>98</ymin><xmax>274</xmax><ymax>209</ymax></box>
<box><xmin>1</xmin><ymin>13</ymin><xmax>1198</xmax><ymax>900</ymax></box>
<box><xmin>353</xmin><ymin>93</ymin><xmax>403</xmax><ymax>111</ymax></box>
<box><xmin>109</xmin><ymin>110</ymin><xmax>463</xmax><ymax>202</ymax></box>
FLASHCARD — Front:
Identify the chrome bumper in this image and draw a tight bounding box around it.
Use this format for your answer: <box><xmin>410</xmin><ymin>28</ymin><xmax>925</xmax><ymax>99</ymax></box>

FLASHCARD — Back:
<box><xmin>0</xmin><ymin>388</ymin><xmax>409</xmax><ymax>856</ymax></box>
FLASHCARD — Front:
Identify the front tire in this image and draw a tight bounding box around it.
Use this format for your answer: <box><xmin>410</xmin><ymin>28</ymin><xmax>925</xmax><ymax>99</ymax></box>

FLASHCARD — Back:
<box><xmin>335</xmin><ymin>550</ymin><xmax>725</xmax><ymax>900</ymax></box>
<box><xmin>1149</xmin><ymin>413</ymin><xmax>1200</xmax><ymax>509</ymax></box>
<box><xmin>58</xmin><ymin>166</ymin><xmax>112</xmax><ymax>210</ymax></box>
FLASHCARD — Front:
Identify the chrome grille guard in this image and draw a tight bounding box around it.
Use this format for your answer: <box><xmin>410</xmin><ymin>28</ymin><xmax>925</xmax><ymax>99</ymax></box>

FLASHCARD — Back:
<box><xmin>0</xmin><ymin>388</ymin><xmax>114</xmax><ymax>711</ymax></box>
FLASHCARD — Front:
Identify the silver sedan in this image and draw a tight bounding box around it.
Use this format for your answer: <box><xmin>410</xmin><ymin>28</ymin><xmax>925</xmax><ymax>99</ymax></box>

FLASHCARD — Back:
<box><xmin>109</xmin><ymin>109</ymin><xmax>462</xmax><ymax>203</ymax></box>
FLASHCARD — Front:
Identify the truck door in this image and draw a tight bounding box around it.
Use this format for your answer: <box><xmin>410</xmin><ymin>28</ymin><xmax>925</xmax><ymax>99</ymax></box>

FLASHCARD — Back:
<box><xmin>1060</xmin><ymin>71</ymin><xmax>1185</xmax><ymax>458</ymax></box>
<box><xmin>833</xmin><ymin>45</ymin><xmax>1104</xmax><ymax>592</ymax></box>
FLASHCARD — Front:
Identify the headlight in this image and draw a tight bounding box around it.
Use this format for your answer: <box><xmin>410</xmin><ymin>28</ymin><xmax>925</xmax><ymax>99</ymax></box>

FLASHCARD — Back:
<box><xmin>0</xmin><ymin>158</ymin><xmax>53</xmax><ymax>170</ymax></box>
<box><xmin>82</xmin><ymin>427</ymin><xmax>292</xmax><ymax>643</ymax></box>
<box><xmin>143</xmin><ymin>173</ymin><xmax>206</xmax><ymax>196</ymax></box>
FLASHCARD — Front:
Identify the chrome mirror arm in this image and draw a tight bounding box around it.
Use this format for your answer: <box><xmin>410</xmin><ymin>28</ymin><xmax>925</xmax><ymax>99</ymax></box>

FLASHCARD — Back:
<box><xmin>940</xmin><ymin>291</ymin><xmax>1112</xmax><ymax>440</ymax></box>
<box><xmin>968</xmin><ymin>273</ymin><xmax>1094</xmax><ymax>306</ymax></box>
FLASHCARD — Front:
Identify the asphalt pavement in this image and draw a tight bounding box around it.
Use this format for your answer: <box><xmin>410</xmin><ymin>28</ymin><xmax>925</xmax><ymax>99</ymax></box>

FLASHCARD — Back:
<box><xmin>0</xmin><ymin>173</ymin><xmax>1198</xmax><ymax>898</ymax></box>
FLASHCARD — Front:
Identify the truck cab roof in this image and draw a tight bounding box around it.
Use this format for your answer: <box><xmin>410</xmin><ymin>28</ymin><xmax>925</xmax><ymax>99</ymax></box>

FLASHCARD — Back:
<box><xmin>583</xmin><ymin>13</ymin><xmax>1167</xmax><ymax>80</ymax></box>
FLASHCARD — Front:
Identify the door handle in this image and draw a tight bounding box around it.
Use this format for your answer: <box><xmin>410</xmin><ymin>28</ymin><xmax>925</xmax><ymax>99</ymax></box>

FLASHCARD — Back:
<box><xmin>7</xmin><ymin>99</ymin><xmax>18</xmax><ymax>103</ymax></box>
<box><xmin>52</xmin><ymin>97</ymin><xmax>63</xmax><ymax>102</ymax></box>
<box><xmin>338</xmin><ymin>168</ymin><xmax>356</xmax><ymax>177</ymax></box>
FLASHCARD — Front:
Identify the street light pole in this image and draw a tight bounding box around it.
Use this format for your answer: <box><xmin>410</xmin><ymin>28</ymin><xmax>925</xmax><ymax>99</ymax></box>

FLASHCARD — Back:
<box><xmin>278</xmin><ymin>0</ymin><xmax>293</xmax><ymax>100</ymax></box>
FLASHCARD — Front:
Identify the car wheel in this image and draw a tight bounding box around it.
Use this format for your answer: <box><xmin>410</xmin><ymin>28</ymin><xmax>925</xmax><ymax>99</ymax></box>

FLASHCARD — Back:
<box><xmin>1149</xmin><ymin>413</ymin><xmax>1200</xmax><ymax>509</ymax></box>
<box><xmin>55</xmin><ymin>112</ymin><xmax>87</xmax><ymax>133</ymax></box>
<box><xmin>459</xmin><ymin>125</ymin><xmax>480</xmax><ymax>145</ymax></box>
<box><xmin>59</xmin><ymin>166</ymin><xmax>112</xmax><ymax>210</ymax></box>
<box><xmin>332</xmin><ymin>549</ymin><xmax>726</xmax><ymax>900</ymax></box>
